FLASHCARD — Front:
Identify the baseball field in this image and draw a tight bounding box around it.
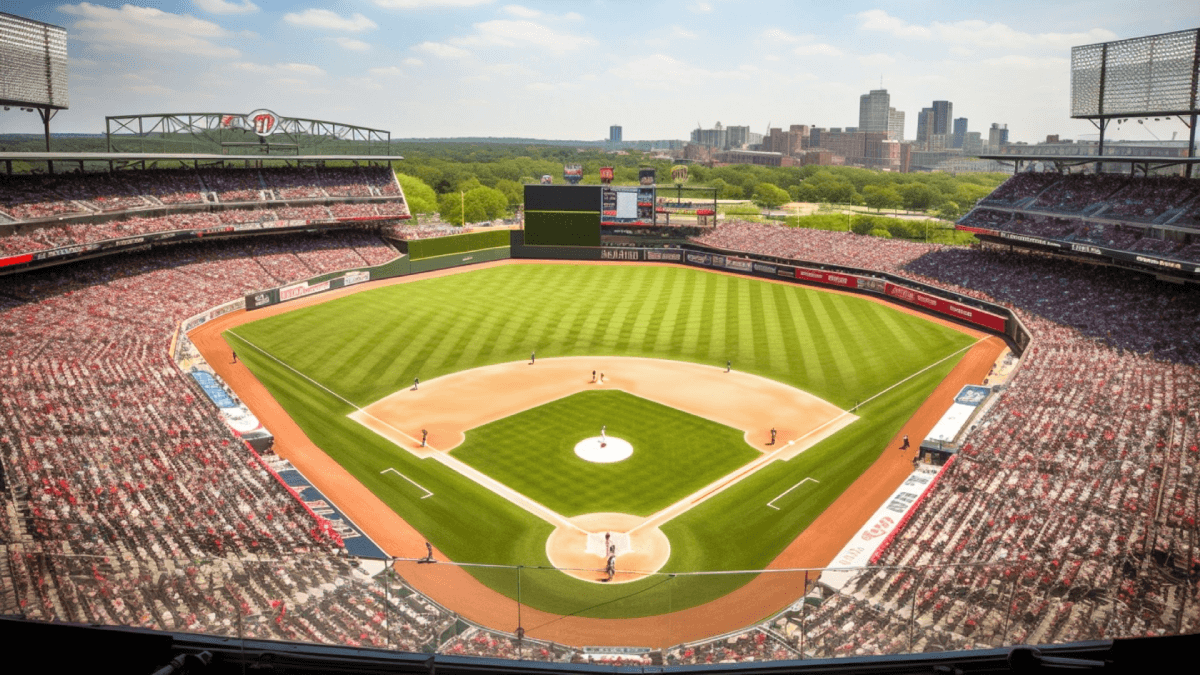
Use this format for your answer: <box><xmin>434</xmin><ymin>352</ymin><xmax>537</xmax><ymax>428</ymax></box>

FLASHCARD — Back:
<box><xmin>198</xmin><ymin>260</ymin><xmax>1000</xmax><ymax>638</ymax></box>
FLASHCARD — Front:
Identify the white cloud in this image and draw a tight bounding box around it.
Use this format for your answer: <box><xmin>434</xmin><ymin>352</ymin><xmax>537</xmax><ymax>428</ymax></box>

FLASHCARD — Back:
<box><xmin>60</xmin><ymin>3</ymin><xmax>239</xmax><ymax>58</ymax></box>
<box><xmin>413</xmin><ymin>41</ymin><xmax>471</xmax><ymax>59</ymax></box>
<box><xmin>857</xmin><ymin>53</ymin><xmax>896</xmax><ymax>67</ymax></box>
<box><xmin>194</xmin><ymin>0</ymin><xmax>258</xmax><ymax>14</ymax></box>
<box><xmin>762</xmin><ymin>29</ymin><xmax>803</xmax><ymax>43</ymax></box>
<box><xmin>689</xmin><ymin>2</ymin><xmax>713</xmax><ymax>12</ymax></box>
<box><xmin>670</xmin><ymin>26</ymin><xmax>699</xmax><ymax>40</ymax></box>
<box><xmin>500</xmin><ymin>4</ymin><xmax>540</xmax><ymax>18</ymax></box>
<box><xmin>333</xmin><ymin>37</ymin><xmax>372</xmax><ymax>51</ymax></box>
<box><xmin>372</xmin><ymin>0</ymin><xmax>493</xmax><ymax>8</ymax></box>
<box><xmin>608</xmin><ymin>54</ymin><xmax>749</xmax><ymax>90</ymax></box>
<box><xmin>451</xmin><ymin>20</ymin><xmax>596</xmax><ymax>53</ymax></box>
<box><xmin>981</xmin><ymin>55</ymin><xmax>1069</xmax><ymax>69</ymax></box>
<box><xmin>369</xmin><ymin>66</ymin><xmax>403</xmax><ymax>76</ymax></box>
<box><xmin>794</xmin><ymin>43</ymin><xmax>842</xmax><ymax>57</ymax></box>
<box><xmin>283</xmin><ymin>9</ymin><xmax>377</xmax><ymax>32</ymax></box>
<box><xmin>856</xmin><ymin>10</ymin><xmax>1117</xmax><ymax>49</ymax></box>
<box><xmin>525</xmin><ymin>82</ymin><xmax>554</xmax><ymax>91</ymax></box>
<box><xmin>402</xmin><ymin>57</ymin><xmax>424</xmax><ymax>66</ymax></box>
<box><xmin>232</xmin><ymin>61</ymin><xmax>326</xmax><ymax>76</ymax></box>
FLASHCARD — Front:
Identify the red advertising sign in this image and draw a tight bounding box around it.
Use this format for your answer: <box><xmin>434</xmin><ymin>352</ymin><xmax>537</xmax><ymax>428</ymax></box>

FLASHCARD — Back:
<box><xmin>793</xmin><ymin>266</ymin><xmax>859</xmax><ymax>288</ymax></box>
<box><xmin>884</xmin><ymin>282</ymin><xmax>1007</xmax><ymax>332</ymax></box>
<box><xmin>0</xmin><ymin>253</ymin><xmax>33</xmax><ymax>268</ymax></box>
<box><xmin>599</xmin><ymin>167</ymin><xmax>615</xmax><ymax>184</ymax></box>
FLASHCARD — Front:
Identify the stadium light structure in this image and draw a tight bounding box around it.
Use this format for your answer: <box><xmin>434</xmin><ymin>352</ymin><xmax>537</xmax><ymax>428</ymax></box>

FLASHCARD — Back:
<box><xmin>0</xmin><ymin>12</ymin><xmax>69</xmax><ymax>168</ymax></box>
<box><xmin>1071</xmin><ymin>28</ymin><xmax>1200</xmax><ymax>176</ymax></box>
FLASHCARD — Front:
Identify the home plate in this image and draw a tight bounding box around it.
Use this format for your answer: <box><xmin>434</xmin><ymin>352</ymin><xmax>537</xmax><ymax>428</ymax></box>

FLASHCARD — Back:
<box><xmin>574</xmin><ymin>436</ymin><xmax>632</xmax><ymax>463</ymax></box>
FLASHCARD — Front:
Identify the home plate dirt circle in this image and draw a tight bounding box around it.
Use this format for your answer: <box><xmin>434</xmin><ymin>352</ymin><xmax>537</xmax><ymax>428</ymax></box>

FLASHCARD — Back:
<box><xmin>545</xmin><ymin>513</ymin><xmax>671</xmax><ymax>584</ymax></box>
<box><xmin>574</xmin><ymin>436</ymin><xmax>633</xmax><ymax>463</ymax></box>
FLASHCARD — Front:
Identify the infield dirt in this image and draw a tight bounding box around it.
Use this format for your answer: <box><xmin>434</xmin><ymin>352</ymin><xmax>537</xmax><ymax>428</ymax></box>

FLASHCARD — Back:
<box><xmin>191</xmin><ymin>259</ymin><xmax>1005</xmax><ymax>646</ymax></box>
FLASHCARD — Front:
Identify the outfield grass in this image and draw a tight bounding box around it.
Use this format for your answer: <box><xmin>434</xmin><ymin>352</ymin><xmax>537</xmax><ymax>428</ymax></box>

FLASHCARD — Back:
<box><xmin>453</xmin><ymin>390</ymin><xmax>760</xmax><ymax>517</ymax></box>
<box><xmin>229</xmin><ymin>263</ymin><xmax>976</xmax><ymax>617</ymax></box>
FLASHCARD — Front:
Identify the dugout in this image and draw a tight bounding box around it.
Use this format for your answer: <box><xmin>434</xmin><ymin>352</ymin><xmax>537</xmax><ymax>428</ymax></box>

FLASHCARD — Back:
<box><xmin>918</xmin><ymin>440</ymin><xmax>958</xmax><ymax>466</ymax></box>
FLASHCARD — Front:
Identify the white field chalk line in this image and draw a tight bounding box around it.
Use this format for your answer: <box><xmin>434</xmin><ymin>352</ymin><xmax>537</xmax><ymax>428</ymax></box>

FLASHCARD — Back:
<box><xmin>381</xmin><ymin>468</ymin><xmax>434</xmax><ymax>499</ymax></box>
<box><xmin>227</xmin><ymin>330</ymin><xmax>582</xmax><ymax>532</ymax></box>
<box><xmin>766</xmin><ymin>477</ymin><xmax>820</xmax><ymax>511</ymax></box>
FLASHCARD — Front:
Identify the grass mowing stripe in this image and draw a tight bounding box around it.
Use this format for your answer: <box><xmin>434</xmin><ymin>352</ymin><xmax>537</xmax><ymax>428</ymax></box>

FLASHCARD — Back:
<box><xmin>653</xmin><ymin>268</ymin><xmax>690</xmax><ymax>353</ymax></box>
<box><xmin>679</xmin><ymin>271</ymin><xmax>706</xmax><ymax>355</ymax></box>
<box><xmin>735</xmin><ymin>278</ymin><xmax>757</xmax><ymax>366</ymax></box>
<box><xmin>231</xmin><ymin>264</ymin><xmax>979</xmax><ymax>618</ymax></box>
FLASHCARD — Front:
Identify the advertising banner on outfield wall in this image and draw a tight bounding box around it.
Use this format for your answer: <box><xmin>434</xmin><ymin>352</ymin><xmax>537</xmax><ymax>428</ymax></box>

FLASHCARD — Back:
<box><xmin>644</xmin><ymin>249</ymin><xmax>683</xmax><ymax>262</ymax></box>
<box><xmin>793</xmin><ymin>266</ymin><xmax>860</xmax><ymax>289</ymax></box>
<box><xmin>686</xmin><ymin>252</ymin><xmax>711</xmax><ymax>267</ymax></box>
<box><xmin>600</xmin><ymin>248</ymin><xmax>641</xmax><ymax>261</ymax></box>
<box><xmin>884</xmin><ymin>282</ymin><xmax>1007</xmax><ymax>332</ymax></box>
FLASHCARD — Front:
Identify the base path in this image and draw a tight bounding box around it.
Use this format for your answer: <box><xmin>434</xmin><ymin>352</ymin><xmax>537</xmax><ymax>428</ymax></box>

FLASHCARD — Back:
<box><xmin>190</xmin><ymin>258</ymin><xmax>1007</xmax><ymax>647</ymax></box>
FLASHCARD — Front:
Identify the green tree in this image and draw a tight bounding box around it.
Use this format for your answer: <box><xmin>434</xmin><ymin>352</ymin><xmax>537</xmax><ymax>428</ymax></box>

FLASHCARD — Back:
<box><xmin>862</xmin><ymin>185</ymin><xmax>902</xmax><ymax>213</ymax></box>
<box><xmin>395</xmin><ymin>173</ymin><xmax>438</xmax><ymax>214</ymax></box>
<box><xmin>898</xmin><ymin>183</ymin><xmax>937</xmax><ymax>211</ymax></box>
<box><xmin>494</xmin><ymin>179</ymin><xmax>524</xmax><ymax>208</ymax></box>
<box><xmin>752</xmin><ymin>183</ymin><xmax>790</xmax><ymax>210</ymax></box>
<box><xmin>869</xmin><ymin>228</ymin><xmax>893</xmax><ymax>238</ymax></box>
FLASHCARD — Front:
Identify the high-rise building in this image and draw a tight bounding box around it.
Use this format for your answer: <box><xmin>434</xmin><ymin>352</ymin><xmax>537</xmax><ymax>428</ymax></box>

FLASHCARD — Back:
<box><xmin>726</xmin><ymin>125</ymin><xmax>751</xmax><ymax>149</ymax></box>
<box><xmin>858</xmin><ymin>89</ymin><xmax>891</xmax><ymax>134</ymax></box>
<box><xmin>916</xmin><ymin>107</ymin><xmax>935</xmax><ymax>144</ymax></box>
<box><xmin>888</xmin><ymin>108</ymin><xmax>905</xmax><ymax>141</ymax></box>
<box><xmin>609</xmin><ymin>125</ymin><xmax>622</xmax><ymax>143</ymax></box>
<box><xmin>932</xmin><ymin>101</ymin><xmax>953</xmax><ymax>137</ymax></box>
<box><xmin>963</xmin><ymin>131</ymin><xmax>984</xmax><ymax>155</ymax></box>
<box><xmin>988</xmin><ymin>123</ymin><xmax>1009</xmax><ymax>151</ymax></box>
<box><xmin>952</xmin><ymin>118</ymin><xmax>968</xmax><ymax>149</ymax></box>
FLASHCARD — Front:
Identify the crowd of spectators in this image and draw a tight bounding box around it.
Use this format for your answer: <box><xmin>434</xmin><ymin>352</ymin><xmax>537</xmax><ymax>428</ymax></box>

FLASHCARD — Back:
<box><xmin>963</xmin><ymin>173</ymin><xmax>1200</xmax><ymax>264</ymax></box>
<box><xmin>0</xmin><ymin>166</ymin><xmax>404</xmax><ymax>222</ymax></box>
<box><xmin>1</xmin><ymin>204</ymin><xmax>411</xmax><ymax>259</ymax></box>
<box><xmin>690</xmin><ymin>221</ymin><xmax>935</xmax><ymax>271</ymax></box>
<box><xmin>3</xmin><ymin>214</ymin><xmax>1199</xmax><ymax>661</ymax></box>
<box><xmin>381</xmin><ymin>222</ymin><xmax>468</xmax><ymax>241</ymax></box>
<box><xmin>671</xmin><ymin>222</ymin><xmax>1200</xmax><ymax>656</ymax></box>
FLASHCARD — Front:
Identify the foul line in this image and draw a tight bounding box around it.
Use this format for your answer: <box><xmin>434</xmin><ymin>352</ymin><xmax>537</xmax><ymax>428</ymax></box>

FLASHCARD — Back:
<box><xmin>766</xmin><ymin>477</ymin><xmax>819</xmax><ymax>511</ymax></box>
<box><xmin>856</xmin><ymin>336</ymin><xmax>992</xmax><ymax>411</ymax></box>
<box><xmin>381</xmin><ymin>468</ymin><xmax>434</xmax><ymax>499</ymax></box>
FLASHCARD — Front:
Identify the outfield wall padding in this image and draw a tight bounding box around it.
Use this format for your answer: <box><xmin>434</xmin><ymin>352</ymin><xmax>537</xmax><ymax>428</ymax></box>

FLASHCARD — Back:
<box><xmin>408</xmin><ymin>229</ymin><xmax>511</xmax><ymax>260</ymax></box>
<box><xmin>408</xmin><ymin>245</ymin><xmax>510</xmax><ymax>273</ymax></box>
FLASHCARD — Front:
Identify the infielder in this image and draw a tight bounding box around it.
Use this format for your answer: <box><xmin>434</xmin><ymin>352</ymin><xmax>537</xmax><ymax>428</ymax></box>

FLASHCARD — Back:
<box><xmin>413</xmin><ymin>377</ymin><xmax>419</xmax><ymax>391</ymax></box>
<box><xmin>421</xmin><ymin>429</ymin><xmax>428</xmax><ymax>447</ymax></box>
<box><xmin>901</xmin><ymin>435</ymin><xmax>910</xmax><ymax>450</ymax></box>
<box><xmin>770</xmin><ymin>427</ymin><xmax>777</xmax><ymax>445</ymax></box>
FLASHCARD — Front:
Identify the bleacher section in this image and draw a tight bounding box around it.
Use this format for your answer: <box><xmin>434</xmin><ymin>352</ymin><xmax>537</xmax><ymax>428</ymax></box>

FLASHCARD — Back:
<box><xmin>960</xmin><ymin>173</ymin><xmax>1200</xmax><ymax>273</ymax></box>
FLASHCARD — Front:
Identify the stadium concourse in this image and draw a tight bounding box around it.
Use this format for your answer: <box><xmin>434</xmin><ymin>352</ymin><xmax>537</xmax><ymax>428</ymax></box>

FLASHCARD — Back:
<box><xmin>0</xmin><ymin>167</ymin><xmax>1198</xmax><ymax>663</ymax></box>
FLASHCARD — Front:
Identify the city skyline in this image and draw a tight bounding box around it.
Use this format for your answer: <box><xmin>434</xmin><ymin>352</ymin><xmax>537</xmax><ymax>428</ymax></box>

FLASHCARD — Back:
<box><xmin>0</xmin><ymin>1</ymin><xmax>1196</xmax><ymax>145</ymax></box>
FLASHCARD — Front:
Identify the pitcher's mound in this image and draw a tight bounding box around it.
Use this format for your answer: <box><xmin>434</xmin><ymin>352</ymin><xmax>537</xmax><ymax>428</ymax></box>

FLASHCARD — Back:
<box><xmin>574</xmin><ymin>436</ymin><xmax>632</xmax><ymax>463</ymax></box>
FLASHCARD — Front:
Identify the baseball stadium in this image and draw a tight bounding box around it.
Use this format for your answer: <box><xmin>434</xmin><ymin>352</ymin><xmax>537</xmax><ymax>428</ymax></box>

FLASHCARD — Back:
<box><xmin>2</xmin><ymin>12</ymin><xmax>1200</xmax><ymax>673</ymax></box>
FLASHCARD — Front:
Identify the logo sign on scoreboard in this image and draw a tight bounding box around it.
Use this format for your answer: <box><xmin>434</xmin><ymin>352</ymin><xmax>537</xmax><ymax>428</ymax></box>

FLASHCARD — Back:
<box><xmin>246</xmin><ymin>109</ymin><xmax>281</xmax><ymax>136</ymax></box>
<box><xmin>563</xmin><ymin>164</ymin><xmax>584</xmax><ymax>185</ymax></box>
<box><xmin>219</xmin><ymin>109</ymin><xmax>282</xmax><ymax>136</ymax></box>
<box><xmin>599</xmin><ymin>167</ymin><xmax>614</xmax><ymax>184</ymax></box>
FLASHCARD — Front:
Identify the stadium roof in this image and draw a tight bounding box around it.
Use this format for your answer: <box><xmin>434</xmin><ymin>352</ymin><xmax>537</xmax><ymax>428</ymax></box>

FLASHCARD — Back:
<box><xmin>978</xmin><ymin>153</ymin><xmax>1200</xmax><ymax>171</ymax></box>
<box><xmin>0</xmin><ymin>152</ymin><xmax>403</xmax><ymax>162</ymax></box>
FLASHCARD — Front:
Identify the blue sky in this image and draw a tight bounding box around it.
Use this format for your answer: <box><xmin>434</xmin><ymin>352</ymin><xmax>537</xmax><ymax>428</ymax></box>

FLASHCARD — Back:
<box><xmin>2</xmin><ymin>1</ymin><xmax>1197</xmax><ymax>144</ymax></box>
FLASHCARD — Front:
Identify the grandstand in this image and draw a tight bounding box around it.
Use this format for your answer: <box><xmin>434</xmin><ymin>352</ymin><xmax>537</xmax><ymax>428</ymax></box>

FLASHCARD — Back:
<box><xmin>957</xmin><ymin>172</ymin><xmax>1200</xmax><ymax>272</ymax></box>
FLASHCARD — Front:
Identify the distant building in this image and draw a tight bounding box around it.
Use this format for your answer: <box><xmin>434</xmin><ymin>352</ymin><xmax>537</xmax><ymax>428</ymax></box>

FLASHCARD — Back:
<box><xmin>932</xmin><ymin>101</ymin><xmax>953</xmax><ymax>137</ymax></box>
<box><xmin>916</xmin><ymin>107</ymin><xmax>934</xmax><ymax>144</ymax></box>
<box><xmin>859</xmin><ymin>89</ymin><xmax>891</xmax><ymax>134</ymax></box>
<box><xmin>609</xmin><ymin>125</ymin><xmax>622</xmax><ymax>143</ymax></box>
<box><xmin>712</xmin><ymin>149</ymin><xmax>794</xmax><ymax>167</ymax></box>
<box><xmin>987</xmin><ymin>123</ymin><xmax>1009</xmax><ymax>152</ymax></box>
<box><xmin>952</xmin><ymin>118</ymin><xmax>968</xmax><ymax>149</ymax></box>
<box><xmin>963</xmin><ymin>131</ymin><xmax>984</xmax><ymax>155</ymax></box>
<box><xmin>888</xmin><ymin>108</ymin><xmax>905</xmax><ymax>141</ymax></box>
<box><xmin>761</xmin><ymin>125</ymin><xmax>809</xmax><ymax>156</ymax></box>
<box><xmin>726</xmin><ymin>125</ymin><xmax>752</xmax><ymax>149</ymax></box>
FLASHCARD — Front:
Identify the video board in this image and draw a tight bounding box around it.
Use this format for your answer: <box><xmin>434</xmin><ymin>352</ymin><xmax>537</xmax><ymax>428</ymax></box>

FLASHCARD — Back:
<box><xmin>1072</xmin><ymin>29</ymin><xmax>1199</xmax><ymax>118</ymax></box>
